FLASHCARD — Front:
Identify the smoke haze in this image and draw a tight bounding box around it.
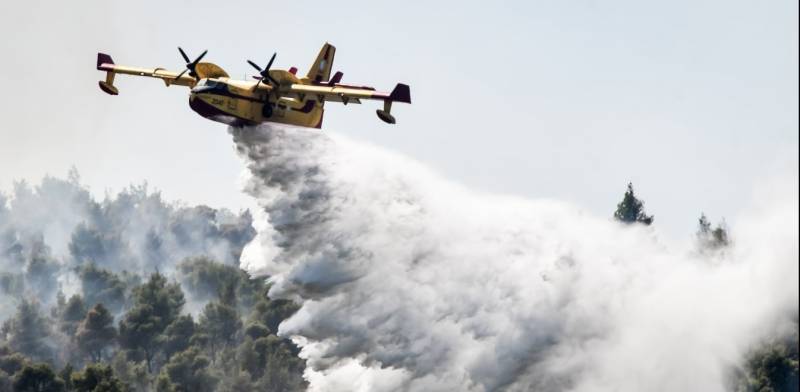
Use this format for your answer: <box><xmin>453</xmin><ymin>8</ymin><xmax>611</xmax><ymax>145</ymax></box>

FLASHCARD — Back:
<box><xmin>233</xmin><ymin>124</ymin><xmax>798</xmax><ymax>392</ymax></box>
<box><xmin>0</xmin><ymin>174</ymin><xmax>255</xmax><ymax>321</ymax></box>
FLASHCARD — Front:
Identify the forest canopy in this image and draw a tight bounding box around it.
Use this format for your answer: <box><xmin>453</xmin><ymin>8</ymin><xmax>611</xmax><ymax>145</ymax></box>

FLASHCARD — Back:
<box><xmin>0</xmin><ymin>174</ymin><xmax>304</xmax><ymax>391</ymax></box>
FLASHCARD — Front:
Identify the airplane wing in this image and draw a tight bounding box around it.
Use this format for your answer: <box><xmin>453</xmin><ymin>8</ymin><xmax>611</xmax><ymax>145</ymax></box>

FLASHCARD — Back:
<box><xmin>96</xmin><ymin>53</ymin><xmax>197</xmax><ymax>95</ymax></box>
<box><xmin>285</xmin><ymin>83</ymin><xmax>411</xmax><ymax>106</ymax></box>
<box><xmin>284</xmin><ymin>82</ymin><xmax>410</xmax><ymax>123</ymax></box>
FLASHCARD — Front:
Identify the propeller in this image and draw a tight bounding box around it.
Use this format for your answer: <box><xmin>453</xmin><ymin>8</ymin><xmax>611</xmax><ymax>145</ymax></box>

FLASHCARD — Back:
<box><xmin>247</xmin><ymin>53</ymin><xmax>280</xmax><ymax>89</ymax></box>
<box><xmin>174</xmin><ymin>47</ymin><xmax>208</xmax><ymax>81</ymax></box>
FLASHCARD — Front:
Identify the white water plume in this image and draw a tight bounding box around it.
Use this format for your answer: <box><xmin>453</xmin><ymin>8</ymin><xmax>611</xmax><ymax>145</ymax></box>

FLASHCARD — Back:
<box><xmin>232</xmin><ymin>124</ymin><xmax>798</xmax><ymax>392</ymax></box>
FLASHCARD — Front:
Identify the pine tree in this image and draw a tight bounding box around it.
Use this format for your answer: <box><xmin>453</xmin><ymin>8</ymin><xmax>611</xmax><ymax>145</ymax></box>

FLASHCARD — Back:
<box><xmin>696</xmin><ymin>213</ymin><xmax>730</xmax><ymax>253</ymax></box>
<box><xmin>76</xmin><ymin>304</ymin><xmax>117</xmax><ymax>362</ymax></box>
<box><xmin>79</xmin><ymin>264</ymin><xmax>128</xmax><ymax>314</ymax></box>
<box><xmin>118</xmin><ymin>272</ymin><xmax>185</xmax><ymax>373</ymax></box>
<box><xmin>613</xmin><ymin>183</ymin><xmax>654</xmax><ymax>225</ymax></box>
<box><xmin>198</xmin><ymin>288</ymin><xmax>242</xmax><ymax>361</ymax></box>
<box><xmin>12</xmin><ymin>363</ymin><xmax>65</xmax><ymax>392</ymax></box>
<box><xmin>59</xmin><ymin>295</ymin><xmax>88</xmax><ymax>338</ymax></box>
<box><xmin>4</xmin><ymin>300</ymin><xmax>53</xmax><ymax>362</ymax></box>
<box><xmin>158</xmin><ymin>347</ymin><xmax>218</xmax><ymax>392</ymax></box>
<box><xmin>163</xmin><ymin>315</ymin><xmax>196</xmax><ymax>361</ymax></box>
<box><xmin>72</xmin><ymin>363</ymin><xmax>128</xmax><ymax>392</ymax></box>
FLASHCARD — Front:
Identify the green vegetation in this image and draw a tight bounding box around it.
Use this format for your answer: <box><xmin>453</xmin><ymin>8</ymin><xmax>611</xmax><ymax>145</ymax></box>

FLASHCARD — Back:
<box><xmin>613</xmin><ymin>182</ymin><xmax>654</xmax><ymax>225</ymax></box>
<box><xmin>0</xmin><ymin>265</ymin><xmax>304</xmax><ymax>391</ymax></box>
<box><xmin>696</xmin><ymin>213</ymin><xmax>731</xmax><ymax>253</ymax></box>
<box><xmin>0</xmin><ymin>176</ymin><xmax>302</xmax><ymax>391</ymax></box>
<box><xmin>732</xmin><ymin>325</ymin><xmax>799</xmax><ymax>392</ymax></box>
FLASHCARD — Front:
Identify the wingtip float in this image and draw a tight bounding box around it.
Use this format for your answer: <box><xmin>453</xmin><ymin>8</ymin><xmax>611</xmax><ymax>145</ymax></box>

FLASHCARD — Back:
<box><xmin>96</xmin><ymin>43</ymin><xmax>411</xmax><ymax>128</ymax></box>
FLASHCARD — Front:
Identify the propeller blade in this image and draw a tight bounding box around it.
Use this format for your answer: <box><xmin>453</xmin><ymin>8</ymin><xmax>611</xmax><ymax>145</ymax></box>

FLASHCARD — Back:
<box><xmin>267</xmin><ymin>75</ymin><xmax>280</xmax><ymax>86</ymax></box>
<box><xmin>174</xmin><ymin>69</ymin><xmax>188</xmax><ymax>81</ymax></box>
<box><xmin>193</xmin><ymin>49</ymin><xmax>208</xmax><ymax>65</ymax></box>
<box><xmin>247</xmin><ymin>60</ymin><xmax>262</xmax><ymax>72</ymax></box>
<box><xmin>178</xmin><ymin>46</ymin><xmax>190</xmax><ymax>64</ymax></box>
<box><xmin>265</xmin><ymin>52</ymin><xmax>277</xmax><ymax>71</ymax></box>
<box><xmin>178</xmin><ymin>47</ymin><xmax>190</xmax><ymax>63</ymax></box>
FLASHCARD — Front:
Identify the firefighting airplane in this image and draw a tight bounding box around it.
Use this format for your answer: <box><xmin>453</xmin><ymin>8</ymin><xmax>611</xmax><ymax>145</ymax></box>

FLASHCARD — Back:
<box><xmin>96</xmin><ymin>43</ymin><xmax>410</xmax><ymax>128</ymax></box>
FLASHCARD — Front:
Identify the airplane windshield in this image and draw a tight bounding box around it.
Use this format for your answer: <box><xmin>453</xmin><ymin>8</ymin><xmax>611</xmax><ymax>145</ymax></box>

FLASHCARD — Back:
<box><xmin>193</xmin><ymin>79</ymin><xmax>226</xmax><ymax>93</ymax></box>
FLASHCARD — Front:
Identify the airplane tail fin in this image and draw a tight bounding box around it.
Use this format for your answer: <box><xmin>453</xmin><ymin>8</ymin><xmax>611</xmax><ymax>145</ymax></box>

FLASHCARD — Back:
<box><xmin>307</xmin><ymin>43</ymin><xmax>336</xmax><ymax>82</ymax></box>
<box><xmin>97</xmin><ymin>52</ymin><xmax>119</xmax><ymax>95</ymax></box>
<box><xmin>97</xmin><ymin>52</ymin><xmax>114</xmax><ymax>70</ymax></box>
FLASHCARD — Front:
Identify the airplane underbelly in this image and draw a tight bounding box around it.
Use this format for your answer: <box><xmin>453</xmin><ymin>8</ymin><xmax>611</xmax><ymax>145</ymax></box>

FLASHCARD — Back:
<box><xmin>189</xmin><ymin>94</ymin><xmax>255</xmax><ymax>126</ymax></box>
<box><xmin>190</xmin><ymin>93</ymin><xmax>322</xmax><ymax>128</ymax></box>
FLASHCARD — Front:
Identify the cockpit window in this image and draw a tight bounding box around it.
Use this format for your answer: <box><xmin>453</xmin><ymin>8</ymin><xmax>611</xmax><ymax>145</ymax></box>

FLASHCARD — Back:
<box><xmin>192</xmin><ymin>79</ymin><xmax>227</xmax><ymax>93</ymax></box>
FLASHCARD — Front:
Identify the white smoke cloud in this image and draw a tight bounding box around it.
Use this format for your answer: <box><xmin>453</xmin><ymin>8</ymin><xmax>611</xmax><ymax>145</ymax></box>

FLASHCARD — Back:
<box><xmin>233</xmin><ymin>124</ymin><xmax>798</xmax><ymax>392</ymax></box>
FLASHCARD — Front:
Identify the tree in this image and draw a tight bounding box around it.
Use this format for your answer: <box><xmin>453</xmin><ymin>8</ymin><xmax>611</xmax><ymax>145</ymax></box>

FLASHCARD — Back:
<box><xmin>3</xmin><ymin>300</ymin><xmax>53</xmax><ymax>362</ymax></box>
<box><xmin>118</xmin><ymin>304</ymin><xmax>161</xmax><ymax>374</ymax></box>
<box><xmin>250</xmin><ymin>298</ymin><xmax>300</xmax><ymax>335</ymax></box>
<box><xmin>24</xmin><ymin>240</ymin><xmax>61</xmax><ymax>304</ymax></box>
<box><xmin>613</xmin><ymin>182</ymin><xmax>654</xmax><ymax>225</ymax></box>
<box><xmin>12</xmin><ymin>363</ymin><xmax>65</xmax><ymax>392</ymax></box>
<box><xmin>158</xmin><ymin>347</ymin><xmax>218</xmax><ymax>392</ymax></box>
<box><xmin>79</xmin><ymin>264</ymin><xmax>128</xmax><ymax>314</ymax></box>
<box><xmin>155</xmin><ymin>373</ymin><xmax>174</xmax><ymax>392</ymax></box>
<box><xmin>244</xmin><ymin>323</ymin><xmax>270</xmax><ymax>340</ymax></box>
<box><xmin>217</xmin><ymin>370</ymin><xmax>255</xmax><ymax>392</ymax></box>
<box><xmin>76</xmin><ymin>304</ymin><xmax>117</xmax><ymax>362</ymax></box>
<box><xmin>237</xmin><ymin>335</ymin><xmax>305</xmax><ymax>386</ymax></box>
<box><xmin>59</xmin><ymin>294</ymin><xmax>88</xmax><ymax>337</ymax></box>
<box><xmin>733</xmin><ymin>325</ymin><xmax>799</xmax><ymax>392</ymax></box>
<box><xmin>256</xmin><ymin>357</ymin><xmax>306</xmax><ymax>392</ymax></box>
<box><xmin>110</xmin><ymin>351</ymin><xmax>148</xmax><ymax>392</ymax></box>
<box><xmin>130</xmin><ymin>273</ymin><xmax>185</xmax><ymax>328</ymax></box>
<box><xmin>162</xmin><ymin>315</ymin><xmax>196</xmax><ymax>361</ymax></box>
<box><xmin>58</xmin><ymin>364</ymin><xmax>74</xmax><ymax>391</ymax></box>
<box><xmin>0</xmin><ymin>345</ymin><xmax>28</xmax><ymax>379</ymax></box>
<box><xmin>696</xmin><ymin>213</ymin><xmax>730</xmax><ymax>253</ymax></box>
<box><xmin>118</xmin><ymin>273</ymin><xmax>185</xmax><ymax>373</ymax></box>
<box><xmin>68</xmin><ymin>223</ymin><xmax>124</xmax><ymax>268</ymax></box>
<box><xmin>177</xmin><ymin>257</ymin><xmax>263</xmax><ymax>311</ymax></box>
<box><xmin>198</xmin><ymin>300</ymin><xmax>241</xmax><ymax>361</ymax></box>
<box><xmin>72</xmin><ymin>363</ymin><xmax>128</xmax><ymax>392</ymax></box>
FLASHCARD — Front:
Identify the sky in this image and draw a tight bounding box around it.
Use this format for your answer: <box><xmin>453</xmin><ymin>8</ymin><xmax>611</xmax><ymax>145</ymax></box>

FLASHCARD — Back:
<box><xmin>0</xmin><ymin>0</ymin><xmax>797</xmax><ymax>239</ymax></box>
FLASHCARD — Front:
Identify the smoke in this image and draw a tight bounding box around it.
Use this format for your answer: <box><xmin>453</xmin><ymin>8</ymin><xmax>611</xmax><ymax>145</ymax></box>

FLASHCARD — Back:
<box><xmin>233</xmin><ymin>124</ymin><xmax>798</xmax><ymax>392</ymax></box>
<box><xmin>0</xmin><ymin>174</ymin><xmax>255</xmax><ymax>321</ymax></box>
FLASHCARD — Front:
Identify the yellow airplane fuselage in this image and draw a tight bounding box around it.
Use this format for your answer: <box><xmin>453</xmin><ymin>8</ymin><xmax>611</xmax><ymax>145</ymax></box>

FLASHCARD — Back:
<box><xmin>188</xmin><ymin>76</ymin><xmax>323</xmax><ymax>128</ymax></box>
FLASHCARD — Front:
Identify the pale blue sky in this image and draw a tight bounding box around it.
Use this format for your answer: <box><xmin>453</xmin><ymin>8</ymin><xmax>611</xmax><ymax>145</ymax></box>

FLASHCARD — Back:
<box><xmin>0</xmin><ymin>0</ymin><xmax>797</xmax><ymax>238</ymax></box>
